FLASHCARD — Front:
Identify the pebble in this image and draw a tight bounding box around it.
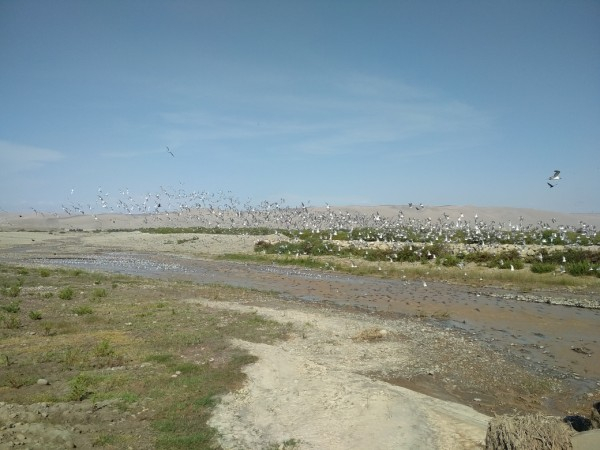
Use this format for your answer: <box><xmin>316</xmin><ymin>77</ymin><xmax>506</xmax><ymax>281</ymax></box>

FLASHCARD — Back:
<box><xmin>37</xmin><ymin>379</ymin><xmax>50</xmax><ymax>385</ymax></box>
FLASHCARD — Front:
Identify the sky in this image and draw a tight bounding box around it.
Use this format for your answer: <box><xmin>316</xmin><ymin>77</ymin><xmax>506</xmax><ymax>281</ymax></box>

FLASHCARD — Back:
<box><xmin>1</xmin><ymin>0</ymin><xmax>599</xmax><ymax>214</ymax></box>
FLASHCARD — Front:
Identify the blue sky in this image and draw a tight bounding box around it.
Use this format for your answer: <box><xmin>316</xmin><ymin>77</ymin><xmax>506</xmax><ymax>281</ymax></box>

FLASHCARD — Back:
<box><xmin>1</xmin><ymin>0</ymin><xmax>599</xmax><ymax>213</ymax></box>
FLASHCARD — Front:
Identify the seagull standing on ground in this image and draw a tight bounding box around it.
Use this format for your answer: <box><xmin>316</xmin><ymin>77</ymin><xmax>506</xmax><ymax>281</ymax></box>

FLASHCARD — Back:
<box><xmin>166</xmin><ymin>146</ymin><xmax>175</xmax><ymax>157</ymax></box>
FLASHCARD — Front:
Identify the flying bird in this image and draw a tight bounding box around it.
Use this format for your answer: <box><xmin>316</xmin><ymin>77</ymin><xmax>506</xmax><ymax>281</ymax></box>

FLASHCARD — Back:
<box><xmin>548</xmin><ymin>170</ymin><xmax>560</xmax><ymax>180</ymax></box>
<box><xmin>547</xmin><ymin>182</ymin><xmax>556</xmax><ymax>188</ymax></box>
<box><xmin>166</xmin><ymin>146</ymin><xmax>175</xmax><ymax>157</ymax></box>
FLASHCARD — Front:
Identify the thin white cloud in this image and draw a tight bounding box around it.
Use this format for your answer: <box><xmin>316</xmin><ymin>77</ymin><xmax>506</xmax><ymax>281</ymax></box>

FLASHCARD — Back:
<box><xmin>100</xmin><ymin>149</ymin><xmax>164</xmax><ymax>159</ymax></box>
<box><xmin>157</xmin><ymin>72</ymin><xmax>492</xmax><ymax>159</ymax></box>
<box><xmin>0</xmin><ymin>140</ymin><xmax>64</xmax><ymax>171</ymax></box>
<box><xmin>332</xmin><ymin>73</ymin><xmax>434</xmax><ymax>101</ymax></box>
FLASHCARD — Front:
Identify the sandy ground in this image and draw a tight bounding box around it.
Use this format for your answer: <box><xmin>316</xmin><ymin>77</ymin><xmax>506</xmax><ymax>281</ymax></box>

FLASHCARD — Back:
<box><xmin>193</xmin><ymin>298</ymin><xmax>489</xmax><ymax>449</ymax></box>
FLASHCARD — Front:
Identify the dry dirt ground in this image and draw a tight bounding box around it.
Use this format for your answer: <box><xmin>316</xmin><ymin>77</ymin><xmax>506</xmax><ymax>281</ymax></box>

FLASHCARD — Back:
<box><xmin>1</xmin><ymin>228</ymin><xmax>599</xmax><ymax>449</ymax></box>
<box><xmin>197</xmin><ymin>298</ymin><xmax>490</xmax><ymax>449</ymax></box>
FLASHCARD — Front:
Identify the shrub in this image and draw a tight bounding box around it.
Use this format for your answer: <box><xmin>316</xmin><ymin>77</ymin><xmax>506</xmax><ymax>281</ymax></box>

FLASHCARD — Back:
<box><xmin>94</xmin><ymin>339</ymin><xmax>115</xmax><ymax>358</ymax></box>
<box><xmin>29</xmin><ymin>310</ymin><xmax>43</xmax><ymax>320</ymax></box>
<box><xmin>68</xmin><ymin>373</ymin><xmax>93</xmax><ymax>401</ymax></box>
<box><xmin>510</xmin><ymin>260</ymin><xmax>525</xmax><ymax>270</ymax></box>
<box><xmin>530</xmin><ymin>262</ymin><xmax>556</xmax><ymax>274</ymax></box>
<box><xmin>3</xmin><ymin>316</ymin><xmax>21</xmax><ymax>329</ymax></box>
<box><xmin>72</xmin><ymin>305</ymin><xmax>93</xmax><ymax>315</ymax></box>
<box><xmin>58</xmin><ymin>287</ymin><xmax>74</xmax><ymax>300</ymax></box>
<box><xmin>91</xmin><ymin>288</ymin><xmax>107</xmax><ymax>299</ymax></box>
<box><xmin>464</xmin><ymin>251</ymin><xmax>495</xmax><ymax>264</ymax></box>
<box><xmin>4</xmin><ymin>285</ymin><xmax>21</xmax><ymax>298</ymax></box>
<box><xmin>566</xmin><ymin>261</ymin><xmax>593</xmax><ymax>276</ymax></box>
<box><xmin>1</xmin><ymin>301</ymin><xmax>20</xmax><ymax>313</ymax></box>
<box><xmin>94</xmin><ymin>340</ymin><xmax>123</xmax><ymax>367</ymax></box>
<box><xmin>39</xmin><ymin>268</ymin><xmax>51</xmax><ymax>277</ymax></box>
<box><xmin>441</xmin><ymin>255</ymin><xmax>461</xmax><ymax>267</ymax></box>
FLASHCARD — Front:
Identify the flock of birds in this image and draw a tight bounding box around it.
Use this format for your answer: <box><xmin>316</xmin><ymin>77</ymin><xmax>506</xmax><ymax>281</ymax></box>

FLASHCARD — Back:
<box><xmin>20</xmin><ymin>172</ymin><xmax>594</xmax><ymax>251</ymax></box>
<box><xmin>7</xmin><ymin>160</ymin><xmax>596</xmax><ymax>248</ymax></box>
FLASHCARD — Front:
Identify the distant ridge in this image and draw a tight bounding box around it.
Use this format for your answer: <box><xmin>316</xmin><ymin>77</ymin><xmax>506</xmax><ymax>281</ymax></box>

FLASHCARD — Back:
<box><xmin>2</xmin><ymin>205</ymin><xmax>599</xmax><ymax>231</ymax></box>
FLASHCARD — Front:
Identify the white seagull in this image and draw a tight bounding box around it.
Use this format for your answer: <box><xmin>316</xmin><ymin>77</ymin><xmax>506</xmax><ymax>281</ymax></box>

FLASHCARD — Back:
<box><xmin>548</xmin><ymin>170</ymin><xmax>560</xmax><ymax>181</ymax></box>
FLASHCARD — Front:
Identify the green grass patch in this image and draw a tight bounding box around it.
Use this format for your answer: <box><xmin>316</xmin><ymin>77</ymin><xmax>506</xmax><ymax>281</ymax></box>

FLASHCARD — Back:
<box><xmin>91</xmin><ymin>287</ymin><xmax>107</xmax><ymax>299</ymax></box>
<box><xmin>0</xmin><ymin>262</ymin><xmax>291</xmax><ymax>448</ymax></box>
<box><xmin>530</xmin><ymin>262</ymin><xmax>556</xmax><ymax>274</ymax></box>
<box><xmin>29</xmin><ymin>310</ymin><xmax>43</xmax><ymax>320</ymax></box>
<box><xmin>72</xmin><ymin>305</ymin><xmax>93</xmax><ymax>315</ymax></box>
<box><xmin>1</xmin><ymin>300</ymin><xmax>21</xmax><ymax>313</ymax></box>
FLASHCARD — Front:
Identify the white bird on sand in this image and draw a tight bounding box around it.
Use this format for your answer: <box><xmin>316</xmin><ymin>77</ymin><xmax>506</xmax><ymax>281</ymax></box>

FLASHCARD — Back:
<box><xmin>548</xmin><ymin>170</ymin><xmax>560</xmax><ymax>180</ymax></box>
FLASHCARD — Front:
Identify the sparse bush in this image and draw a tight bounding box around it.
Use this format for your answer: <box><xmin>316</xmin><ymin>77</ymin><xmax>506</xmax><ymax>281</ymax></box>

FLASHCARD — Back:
<box><xmin>567</xmin><ymin>261</ymin><xmax>593</xmax><ymax>276</ymax></box>
<box><xmin>39</xmin><ymin>268</ymin><xmax>51</xmax><ymax>277</ymax></box>
<box><xmin>29</xmin><ymin>310</ymin><xmax>42</xmax><ymax>320</ymax></box>
<box><xmin>510</xmin><ymin>260</ymin><xmax>525</xmax><ymax>270</ymax></box>
<box><xmin>441</xmin><ymin>255</ymin><xmax>461</xmax><ymax>267</ymax></box>
<box><xmin>91</xmin><ymin>288</ymin><xmax>107</xmax><ymax>299</ymax></box>
<box><xmin>68</xmin><ymin>373</ymin><xmax>94</xmax><ymax>401</ymax></box>
<box><xmin>4</xmin><ymin>285</ymin><xmax>21</xmax><ymax>298</ymax></box>
<box><xmin>3</xmin><ymin>316</ymin><xmax>21</xmax><ymax>329</ymax></box>
<box><xmin>530</xmin><ymin>262</ymin><xmax>556</xmax><ymax>274</ymax></box>
<box><xmin>73</xmin><ymin>305</ymin><xmax>93</xmax><ymax>315</ymax></box>
<box><xmin>94</xmin><ymin>339</ymin><xmax>115</xmax><ymax>358</ymax></box>
<box><xmin>94</xmin><ymin>339</ymin><xmax>123</xmax><ymax>367</ymax></box>
<box><xmin>464</xmin><ymin>251</ymin><xmax>495</xmax><ymax>264</ymax></box>
<box><xmin>1</xmin><ymin>301</ymin><xmax>20</xmax><ymax>313</ymax></box>
<box><xmin>58</xmin><ymin>287</ymin><xmax>74</xmax><ymax>300</ymax></box>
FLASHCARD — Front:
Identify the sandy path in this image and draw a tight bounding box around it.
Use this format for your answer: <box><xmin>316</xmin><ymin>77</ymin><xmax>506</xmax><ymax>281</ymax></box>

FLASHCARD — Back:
<box><xmin>192</xmin><ymin>299</ymin><xmax>489</xmax><ymax>449</ymax></box>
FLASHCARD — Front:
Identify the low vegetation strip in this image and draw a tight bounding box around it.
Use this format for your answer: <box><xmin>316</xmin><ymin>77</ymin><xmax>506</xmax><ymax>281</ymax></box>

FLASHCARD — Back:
<box><xmin>0</xmin><ymin>264</ymin><xmax>291</xmax><ymax>449</ymax></box>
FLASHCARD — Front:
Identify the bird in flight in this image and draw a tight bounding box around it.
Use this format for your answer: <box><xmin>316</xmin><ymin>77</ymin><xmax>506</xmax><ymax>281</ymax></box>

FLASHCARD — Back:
<box><xmin>547</xmin><ymin>170</ymin><xmax>561</xmax><ymax>188</ymax></box>
<box><xmin>166</xmin><ymin>146</ymin><xmax>175</xmax><ymax>157</ymax></box>
<box><xmin>548</xmin><ymin>170</ymin><xmax>560</xmax><ymax>180</ymax></box>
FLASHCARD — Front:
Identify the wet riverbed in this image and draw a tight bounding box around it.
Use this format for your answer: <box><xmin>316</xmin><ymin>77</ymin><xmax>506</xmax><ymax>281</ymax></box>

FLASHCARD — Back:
<box><xmin>10</xmin><ymin>250</ymin><xmax>598</xmax><ymax>394</ymax></box>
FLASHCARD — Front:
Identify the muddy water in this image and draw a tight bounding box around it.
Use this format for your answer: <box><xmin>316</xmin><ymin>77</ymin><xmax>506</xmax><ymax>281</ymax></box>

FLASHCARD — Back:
<box><xmin>21</xmin><ymin>251</ymin><xmax>600</xmax><ymax>389</ymax></box>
